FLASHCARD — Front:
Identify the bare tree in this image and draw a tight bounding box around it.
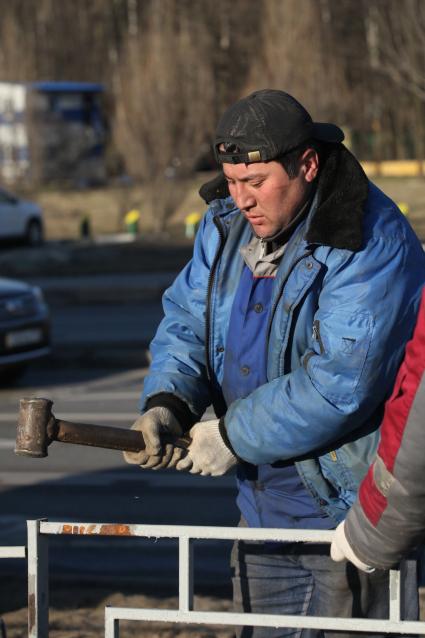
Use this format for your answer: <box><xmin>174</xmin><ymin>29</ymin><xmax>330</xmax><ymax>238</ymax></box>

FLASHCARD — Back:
<box><xmin>0</xmin><ymin>0</ymin><xmax>124</xmax><ymax>82</ymax></box>
<box><xmin>111</xmin><ymin>0</ymin><xmax>263</xmax><ymax>229</ymax></box>
<box><xmin>112</xmin><ymin>0</ymin><xmax>217</xmax><ymax>230</ymax></box>
<box><xmin>363</xmin><ymin>0</ymin><xmax>425</xmax><ymax>159</ymax></box>
<box><xmin>244</xmin><ymin>0</ymin><xmax>354</xmax><ymax>124</ymax></box>
<box><xmin>367</xmin><ymin>0</ymin><xmax>425</xmax><ymax>102</ymax></box>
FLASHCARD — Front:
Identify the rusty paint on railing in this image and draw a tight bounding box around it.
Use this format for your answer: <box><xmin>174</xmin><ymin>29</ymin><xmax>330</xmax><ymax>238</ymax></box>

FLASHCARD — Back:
<box><xmin>60</xmin><ymin>523</ymin><xmax>133</xmax><ymax>536</ymax></box>
<box><xmin>99</xmin><ymin>524</ymin><xmax>133</xmax><ymax>536</ymax></box>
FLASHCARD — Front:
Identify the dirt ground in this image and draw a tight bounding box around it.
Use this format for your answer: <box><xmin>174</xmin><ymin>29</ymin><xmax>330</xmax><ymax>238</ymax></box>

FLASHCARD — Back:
<box><xmin>26</xmin><ymin>175</ymin><xmax>425</xmax><ymax>242</ymax></box>
<box><xmin>2</xmin><ymin>579</ymin><xmax>234</xmax><ymax>638</ymax></box>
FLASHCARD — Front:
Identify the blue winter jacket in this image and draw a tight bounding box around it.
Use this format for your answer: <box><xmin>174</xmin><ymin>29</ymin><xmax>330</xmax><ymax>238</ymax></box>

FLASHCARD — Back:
<box><xmin>141</xmin><ymin>169</ymin><xmax>425</xmax><ymax>523</ymax></box>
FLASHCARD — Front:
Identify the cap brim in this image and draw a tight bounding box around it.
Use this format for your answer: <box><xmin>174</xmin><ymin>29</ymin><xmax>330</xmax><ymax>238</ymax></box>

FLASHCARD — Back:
<box><xmin>312</xmin><ymin>122</ymin><xmax>344</xmax><ymax>144</ymax></box>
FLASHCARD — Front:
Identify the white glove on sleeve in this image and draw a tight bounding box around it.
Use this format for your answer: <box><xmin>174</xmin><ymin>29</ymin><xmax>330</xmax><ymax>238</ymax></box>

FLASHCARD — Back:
<box><xmin>330</xmin><ymin>521</ymin><xmax>375</xmax><ymax>573</ymax></box>
<box><xmin>122</xmin><ymin>406</ymin><xmax>183</xmax><ymax>469</ymax></box>
<box><xmin>175</xmin><ymin>419</ymin><xmax>237</xmax><ymax>476</ymax></box>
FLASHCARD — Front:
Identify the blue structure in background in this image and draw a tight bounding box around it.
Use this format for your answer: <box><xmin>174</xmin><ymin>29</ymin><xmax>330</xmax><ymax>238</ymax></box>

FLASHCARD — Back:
<box><xmin>0</xmin><ymin>81</ymin><xmax>106</xmax><ymax>184</ymax></box>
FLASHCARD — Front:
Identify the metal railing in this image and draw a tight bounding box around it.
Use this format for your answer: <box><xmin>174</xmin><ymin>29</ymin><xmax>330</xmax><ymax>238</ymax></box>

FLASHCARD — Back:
<box><xmin>0</xmin><ymin>543</ymin><xmax>26</xmax><ymax>638</ymax></box>
<box><xmin>25</xmin><ymin>519</ymin><xmax>425</xmax><ymax>637</ymax></box>
<box><xmin>0</xmin><ymin>546</ymin><xmax>26</xmax><ymax>559</ymax></box>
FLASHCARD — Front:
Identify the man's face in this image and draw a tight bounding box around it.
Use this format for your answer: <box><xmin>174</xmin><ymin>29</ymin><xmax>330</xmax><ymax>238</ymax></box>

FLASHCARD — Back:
<box><xmin>222</xmin><ymin>150</ymin><xmax>318</xmax><ymax>238</ymax></box>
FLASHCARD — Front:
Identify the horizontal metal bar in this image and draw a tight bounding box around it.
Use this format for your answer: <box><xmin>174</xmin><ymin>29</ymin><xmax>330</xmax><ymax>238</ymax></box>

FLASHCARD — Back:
<box><xmin>0</xmin><ymin>546</ymin><xmax>26</xmax><ymax>558</ymax></box>
<box><xmin>105</xmin><ymin>607</ymin><xmax>425</xmax><ymax>634</ymax></box>
<box><xmin>40</xmin><ymin>521</ymin><xmax>334</xmax><ymax>543</ymax></box>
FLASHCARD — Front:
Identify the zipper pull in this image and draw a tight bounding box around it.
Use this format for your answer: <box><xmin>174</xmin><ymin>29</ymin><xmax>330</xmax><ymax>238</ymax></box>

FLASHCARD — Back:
<box><xmin>312</xmin><ymin>319</ymin><xmax>325</xmax><ymax>354</ymax></box>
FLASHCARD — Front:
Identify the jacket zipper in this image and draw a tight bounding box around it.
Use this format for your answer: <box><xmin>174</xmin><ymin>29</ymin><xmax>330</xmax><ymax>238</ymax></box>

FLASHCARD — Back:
<box><xmin>312</xmin><ymin>319</ymin><xmax>325</xmax><ymax>354</ymax></box>
<box><xmin>265</xmin><ymin>249</ymin><xmax>314</xmax><ymax>364</ymax></box>
<box><xmin>205</xmin><ymin>215</ymin><xmax>227</xmax><ymax>384</ymax></box>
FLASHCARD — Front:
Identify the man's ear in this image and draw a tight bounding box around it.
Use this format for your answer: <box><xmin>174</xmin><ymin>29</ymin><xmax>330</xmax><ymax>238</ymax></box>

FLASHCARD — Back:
<box><xmin>301</xmin><ymin>148</ymin><xmax>319</xmax><ymax>182</ymax></box>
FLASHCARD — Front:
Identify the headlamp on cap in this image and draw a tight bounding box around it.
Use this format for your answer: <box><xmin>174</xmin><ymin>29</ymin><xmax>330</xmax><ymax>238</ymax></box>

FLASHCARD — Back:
<box><xmin>216</xmin><ymin>142</ymin><xmax>263</xmax><ymax>165</ymax></box>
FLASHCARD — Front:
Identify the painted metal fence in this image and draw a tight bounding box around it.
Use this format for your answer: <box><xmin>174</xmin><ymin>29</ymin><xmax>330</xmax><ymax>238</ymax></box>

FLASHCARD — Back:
<box><xmin>25</xmin><ymin>519</ymin><xmax>425</xmax><ymax>637</ymax></box>
<box><xmin>0</xmin><ymin>545</ymin><xmax>26</xmax><ymax>560</ymax></box>
<box><xmin>0</xmin><ymin>543</ymin><xmax>26</xmax><ymax>638</ymax></box>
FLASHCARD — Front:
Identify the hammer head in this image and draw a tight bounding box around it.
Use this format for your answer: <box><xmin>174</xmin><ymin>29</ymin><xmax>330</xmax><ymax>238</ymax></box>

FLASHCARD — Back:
<box><xmin>15</xmin><ymin>398</ymin><xmax>54</xmax><ymax>457</ymax></box>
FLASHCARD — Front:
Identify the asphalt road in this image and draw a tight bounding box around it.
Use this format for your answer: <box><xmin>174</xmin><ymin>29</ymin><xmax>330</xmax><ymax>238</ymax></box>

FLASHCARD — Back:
<box><xmin>0</xmin><ymin>362</ymin><xmax>238</xmax><ymax>587</ymax></box>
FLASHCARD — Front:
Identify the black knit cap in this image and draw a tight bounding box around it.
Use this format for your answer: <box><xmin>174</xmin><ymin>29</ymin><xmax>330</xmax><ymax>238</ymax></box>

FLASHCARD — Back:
<box><xmin>215</xmin><ymin>89</ymin><xmax>344</xmax><ymax>164</ymax></box>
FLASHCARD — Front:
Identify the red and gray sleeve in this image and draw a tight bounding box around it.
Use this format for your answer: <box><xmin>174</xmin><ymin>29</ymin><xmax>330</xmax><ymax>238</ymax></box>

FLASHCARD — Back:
<box><xmin>344</xmin><ymin>288</ymin><xmax>425</xmax><ymax>570</ymax></box>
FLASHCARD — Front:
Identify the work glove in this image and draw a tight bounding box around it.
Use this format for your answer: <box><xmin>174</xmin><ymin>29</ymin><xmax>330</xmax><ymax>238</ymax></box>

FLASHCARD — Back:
<box><xmin>175</xmin><ymin>419</ymin><xmax>237</xmax><ymax>476</ymax></box>
<box><xmin>330</xmin><ymin>521</ymin><xmax>375</xmax><ymax>573</ymax></box>
<box><xmin>123</xmin><ymin>407</ymin><xmax>184</xmax><ymax>469</ymax></box>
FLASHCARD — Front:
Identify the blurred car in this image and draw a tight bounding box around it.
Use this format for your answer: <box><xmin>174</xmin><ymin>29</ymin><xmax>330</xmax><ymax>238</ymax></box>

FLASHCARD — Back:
<box><xmin>0</xmin><ymin>278</ymin><xmax>50</xmax><ymax>382</ymax></box>
<box><xmin>0</xmin><ymin>188</ymin><xmax>44</xmax><ymax>246</ymax></box>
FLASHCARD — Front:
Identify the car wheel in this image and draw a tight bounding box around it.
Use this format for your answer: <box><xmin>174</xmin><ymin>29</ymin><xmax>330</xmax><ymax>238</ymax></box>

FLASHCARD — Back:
<box><xmin>25</xmin><ymin>219</ymin><xmax>43</xmax><ymax>246</ymax></box>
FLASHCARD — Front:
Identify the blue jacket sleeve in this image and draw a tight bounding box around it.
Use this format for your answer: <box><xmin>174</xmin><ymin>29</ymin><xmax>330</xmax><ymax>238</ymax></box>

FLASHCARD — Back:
<box><xmin>140</xmin><ymin>210</ymin><xmax>217</xmax><ymax>420</ymax></box>
<box><xmin>224</xmin><ymin>232</ymin><xmax>425</xmax><ymax>465</ymax></box>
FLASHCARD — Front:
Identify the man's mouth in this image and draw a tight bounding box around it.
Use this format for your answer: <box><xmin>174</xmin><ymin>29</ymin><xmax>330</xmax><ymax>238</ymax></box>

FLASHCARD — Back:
<box><xmin>245</xmin><ymin>214</ymin><xmax>263</xmax><ymax>224</ymax></box>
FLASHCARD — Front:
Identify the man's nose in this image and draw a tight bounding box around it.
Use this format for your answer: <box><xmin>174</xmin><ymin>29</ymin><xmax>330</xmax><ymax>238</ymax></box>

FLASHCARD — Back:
<box><xmin>234</xmin><ymin>184</ymin><xmax>255</xmax><ymax>211</ymax></box>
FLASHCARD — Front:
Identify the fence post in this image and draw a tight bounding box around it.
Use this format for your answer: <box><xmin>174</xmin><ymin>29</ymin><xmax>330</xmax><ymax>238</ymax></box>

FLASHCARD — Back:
<box><xmin>389</xmin><ymin>569</ymin><xmax>401</xmax><ymax>622</ymax></box>
<box><xmin>27</xmin><ymin>519</ymin><xmax>49</xmax><ymax>638</ymax></box>
<box><xmin>179</xmin><ymin>536</ymin><xmax>194</xmax><ymax>611</ymax></box>
<box><xmin>105</xmin><ymin>606</ymin><xmax>119</xmax><ymax>638</ymax></box>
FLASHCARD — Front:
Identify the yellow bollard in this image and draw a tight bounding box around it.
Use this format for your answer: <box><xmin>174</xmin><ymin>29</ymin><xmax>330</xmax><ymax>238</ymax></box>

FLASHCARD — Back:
<box><xmin>124</xmin><ymin>209</ymin><xmax>141</xmax><ymax>236</ymax></box>
<box><xmin>185</xmin><ymin>212</ymin><xmax>202</xmax><ymax>239</ymax></box>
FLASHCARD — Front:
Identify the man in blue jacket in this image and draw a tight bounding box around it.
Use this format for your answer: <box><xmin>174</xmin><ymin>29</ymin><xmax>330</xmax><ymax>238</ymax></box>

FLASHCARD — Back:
<box><xmin>124</xmin><ymin>90</ymin><xmax>425</xmax><ymax>636</ymax></box>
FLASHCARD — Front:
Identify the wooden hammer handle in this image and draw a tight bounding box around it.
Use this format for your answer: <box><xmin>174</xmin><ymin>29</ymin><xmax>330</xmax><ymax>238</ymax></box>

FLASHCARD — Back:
<box><xmin>52</xmin><ymin>419</ymin><xmax>191</xmax><ymax>452</ymax></box>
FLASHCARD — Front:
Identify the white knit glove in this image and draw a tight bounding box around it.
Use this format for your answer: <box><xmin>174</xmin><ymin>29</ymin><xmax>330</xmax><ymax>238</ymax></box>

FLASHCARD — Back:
<box><xmin>176</xmin><ymin>419</ymin><xmax>237</xmax><ymax>476</ymax></box>
<box><xmin>123</xmin><ymin>407</ymin><xmax>184</xmax><ymax>469</ymax></box>
<box><xmin>330</xmin><ymin>521</ymin><xmax>375</xmax><ymax>573</ymax></box>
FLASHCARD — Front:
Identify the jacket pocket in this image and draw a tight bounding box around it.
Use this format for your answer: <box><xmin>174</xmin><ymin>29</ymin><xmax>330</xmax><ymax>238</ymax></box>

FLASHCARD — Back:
<box><xmin>308</xmin><ymin>309</ymin><xmax>374</xmax><ymax>405</ymax></box>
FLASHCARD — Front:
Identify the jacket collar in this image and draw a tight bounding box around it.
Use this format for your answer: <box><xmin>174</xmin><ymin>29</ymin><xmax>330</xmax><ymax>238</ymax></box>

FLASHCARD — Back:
<box><xmin>305</xmin><ymin>144</ymin><xmax>369</xmax><ymax>252</ymax></box>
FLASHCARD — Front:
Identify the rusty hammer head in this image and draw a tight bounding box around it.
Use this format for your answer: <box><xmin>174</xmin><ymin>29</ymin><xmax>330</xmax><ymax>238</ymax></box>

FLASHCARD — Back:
<box><xmin>15</xmin><ymin>397</ymin><xmax>55</xmax><ymax>457</ymax></box>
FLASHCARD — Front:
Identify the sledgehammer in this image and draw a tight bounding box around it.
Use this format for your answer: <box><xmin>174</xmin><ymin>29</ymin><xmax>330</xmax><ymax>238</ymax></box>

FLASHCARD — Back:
<box><xmin>15</xmin><ymin>397</ymin><xmax>190</xmax><ymax>458</ymax></box>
